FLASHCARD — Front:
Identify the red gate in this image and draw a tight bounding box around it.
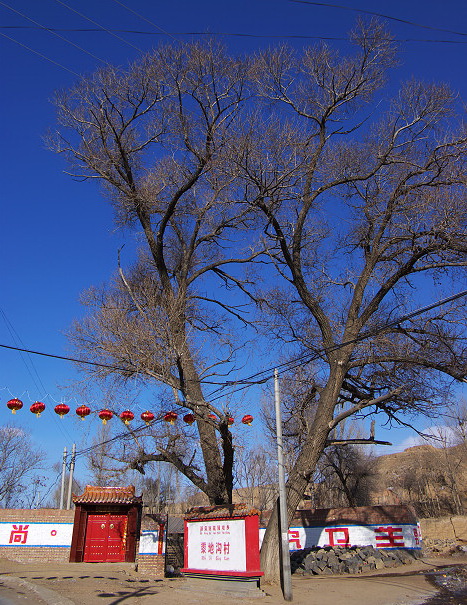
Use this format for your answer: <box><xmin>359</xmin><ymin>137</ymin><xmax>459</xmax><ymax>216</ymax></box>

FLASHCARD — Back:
<box><xmin>84</xmin><ymin>514</ymin><xmax>127</xmax><ymax>562</ymax></box>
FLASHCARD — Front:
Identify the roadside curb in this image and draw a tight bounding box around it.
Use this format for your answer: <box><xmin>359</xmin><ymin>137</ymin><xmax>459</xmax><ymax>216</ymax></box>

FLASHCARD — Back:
<box><xmin>0</xmin><ymin>573</ymin><xmax>75</xmax><ymax>605</ymax></box>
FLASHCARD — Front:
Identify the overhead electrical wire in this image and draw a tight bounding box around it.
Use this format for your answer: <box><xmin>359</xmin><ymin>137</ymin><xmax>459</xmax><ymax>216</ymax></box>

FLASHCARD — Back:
<box><xmin>52</xmin><ymin>0</ymin><xmax>144</xmax><ymax>53</ymax></box>
<box><xmin>0</xmin><ymin>311</ymin><xmax>76</xmax><ymax>443</ymax></box>
<box><xmin>0</xmin><ymin>30</ymin><xmax>81</xmax><ymax>75</ymax></box>
<box><xmin>109</xmin><ymin>0</ymin><xmax>179</xmax><ymax>42</ymax></box>
<box><xmin>205</xmin><ymin>289</ymin><xmax>467</xmax><ymax>402</ymax></box>
<box><xmin>289</xmin><ymin>0</ymin><xmax>467</xmax><ymax>38</ymax></box>
<box><xmin>0</xmin><ymin>1</ymin><xmax>108</xmax><ymax>64</ymax></box>
<box><xmin>1</xmin><ymin>289</ymin><xmax>466</xmax><ymax>398</ymax></box>
<box><xmin>2</xmin><ymin>289</ymin><xmax>463</xmax><ymax>462</ymax></box>
<box><xmin>2</xmin><ymin>25</ymin><xmax>467</xmax><ymax>44</ymax></box>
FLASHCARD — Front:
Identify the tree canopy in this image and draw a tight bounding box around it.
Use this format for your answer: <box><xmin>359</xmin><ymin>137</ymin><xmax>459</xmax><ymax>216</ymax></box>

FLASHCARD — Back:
<box><xmin>50</xmin><ymin>21</ymin><xmax>467</xmax><ymax>579</ymax></box>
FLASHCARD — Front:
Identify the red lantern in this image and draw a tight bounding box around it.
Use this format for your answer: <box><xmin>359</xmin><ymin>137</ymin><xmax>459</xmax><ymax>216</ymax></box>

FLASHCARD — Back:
<box><xmin>207</xmin><ymin>413</ymin><xmax>218</xmax><ymax>422</ymax></box>
<box><xmin>30</xmin><ymin>401</ymin><xmax>46</xmax><ymax>417</ymax></box>
<box><xmin>98</xmin><ymin>408</ymin><xmax>113</xmax><ymax>425</ymax></box>
<box><xmin>54</xmin><ymin>403</ymin><xmax>70</xmax><ymax>418</ymax></box>
<box><xmin>141</xmin><ymin>410</ymin><xmax>155</xmax><ymax>425</ymax></box>
<box><xmin>164</xmin><ymin>411</ymin><xmax>178</xmax><ymax>425</ymax></box>
<box><xmin>227</xmin><ymin>416</ymin><xmax>234</xmax><ymax>426</ymax></box>
<box><xmin>242</xmin><ymin>414</ymin><xmax>253</xmax><ymax>426</ymax></box>
<box><xmin>7</xmin><ymin>398</ymin><xmax>23</xmax><ymax>414</ymax></box>
<box><xmin>76</xmin><ymin>405</ymin><xmax>91</xmax><ymax>420</ymax></box>
<box><xmin>183</xmin><ymin>413</ymin><xmax>195</xmax><ymax>425</ymax></box>
<box><xmin>120</xmin><ymin>410</ymin><xmax>134</xmax><ymax>425</ymax></box>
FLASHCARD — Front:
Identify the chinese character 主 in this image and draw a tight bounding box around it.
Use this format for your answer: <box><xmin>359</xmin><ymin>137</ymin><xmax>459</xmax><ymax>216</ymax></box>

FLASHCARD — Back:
<box><xmin>374</xmin><ymin>526</ymin><xmax>405</xmax><ymax>548</ymax></box>
<box><xmin>9</xmin><ymin>525</ymin><xmax>29</xmax><ymax>544</ymax></box>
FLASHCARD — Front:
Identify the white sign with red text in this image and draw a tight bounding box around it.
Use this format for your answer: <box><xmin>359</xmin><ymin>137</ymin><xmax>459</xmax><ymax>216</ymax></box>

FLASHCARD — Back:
<box><xmin>259</xmin><ymin>523</ymin><xmax>421</xmax><ymax>551</ymax></box>
<box><xmin>187</xmin><ymin>519</ymin><xmax>247</xmax><ymax>572</ymax></box>
<box><xmin>0</xmin><ymin>523</ymin><xmax>73</xmax><ymax>547</ymax></box>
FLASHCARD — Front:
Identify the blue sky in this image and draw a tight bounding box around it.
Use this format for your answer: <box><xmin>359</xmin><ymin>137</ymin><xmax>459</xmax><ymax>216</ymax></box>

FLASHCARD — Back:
<box><xmin>1</xmin><ymin>0</ymin><xmax>467</xmax><ymax>496</ymax></box>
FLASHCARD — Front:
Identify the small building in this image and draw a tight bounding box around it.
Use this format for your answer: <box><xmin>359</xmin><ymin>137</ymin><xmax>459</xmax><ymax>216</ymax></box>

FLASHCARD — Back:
<box><xmin>70</xmin><ymin>485</ymin><xmax>142</xmax><ymax>563</ymax></box>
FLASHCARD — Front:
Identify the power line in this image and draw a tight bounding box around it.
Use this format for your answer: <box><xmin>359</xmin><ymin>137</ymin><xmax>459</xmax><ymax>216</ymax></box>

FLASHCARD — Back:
<box><xmin>2</xmin><ymin>25</ymin><xmax>467</xmax><ymax>44</ymax></box>
<box><xmin>0</xmin><ymin>342</ymin><xmax>141</xmax><ymax>373</ymax></box>
<box><xmin>0</xmin><ymin>30</ymin><xmax>81</xmax><ymax>75</ymax></box>
<box><xmin>0</xmin><ymin>1</ymin><xmax>108</xmax><ymax>64</ymax></box>
<box><xmin>1</xmin><ymin>289</ymin><xmax>465</xmax><ymax>399</ymax></box>
<box><xmin>52</xmin><ymin>0</ymin><xmax>144</xmax><ymax>53</ymax></box>
<box><xmin>109</xmin><ymin>0</ymin><xmax>178</xmax><ymax>42</ymax></box>
<box><xmin>206</xmin><ymin>289</ymin><xmax>467</xmax><ymax>401</ymax></box>
<box><xmin>289</xmin><ymin>0</ymin><xmax>467</xmax><ymax>38</ymax></box>
<box><xmin>46</xmin><ymin>289</ymin><xmax>467</xmax><ymax>461</ymax></box>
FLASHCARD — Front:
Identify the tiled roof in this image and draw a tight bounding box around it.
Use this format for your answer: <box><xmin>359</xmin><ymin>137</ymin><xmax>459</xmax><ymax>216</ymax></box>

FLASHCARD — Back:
<box><xmin>72</xmin><ymin>485</ymin><xmax>142</xmax><ymax>505</ymax></box>
<box><xmin>185</xmin><ymin>503</ymin><xmax>260</xmax><ymax>520</ymax></box>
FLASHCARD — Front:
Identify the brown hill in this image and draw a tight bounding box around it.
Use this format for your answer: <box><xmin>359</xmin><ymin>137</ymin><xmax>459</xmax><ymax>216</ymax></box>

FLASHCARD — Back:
<box><xmin>371</xmin><ymin>443</ymin><xmax>467</xmax><ymax>516</ymax></box>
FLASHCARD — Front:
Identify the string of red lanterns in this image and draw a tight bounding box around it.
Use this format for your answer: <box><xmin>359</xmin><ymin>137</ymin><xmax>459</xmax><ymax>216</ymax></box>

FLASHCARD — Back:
<box><xmin>4</xmin><ymin>399</ymin><xmax>253</xmax><ymax>427</ymax></box>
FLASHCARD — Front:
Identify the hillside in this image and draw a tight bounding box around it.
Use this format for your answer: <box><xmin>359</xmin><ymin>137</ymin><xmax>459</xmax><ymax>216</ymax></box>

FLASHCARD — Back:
<box><xmin>371</xmin><ymin>443</ymin><xmax>467</xmax><ymax>516</ymax></box>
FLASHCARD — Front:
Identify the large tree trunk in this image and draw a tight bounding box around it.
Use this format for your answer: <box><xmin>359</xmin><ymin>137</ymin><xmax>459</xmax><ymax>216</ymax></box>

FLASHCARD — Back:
<box><xmin>260</xmin><ymin>369</ymin><xmax>345</xmax><ymax>581</ymax></box>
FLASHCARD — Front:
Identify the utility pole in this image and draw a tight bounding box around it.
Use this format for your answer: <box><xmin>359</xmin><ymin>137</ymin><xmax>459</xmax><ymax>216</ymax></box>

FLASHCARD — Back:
<box><xmin>59</xmin><ymin>447</ymin><xmax>67</xmax><ymax>510</ymax></box>
<box><xmin>66</xmin><ymin>443</ymin><xmax>76</xmax><ymax>510</ymax></box>
<box><xmin>274</xmin><ymin>369</ymin><xmax>293</xmax><ymax>601</ymax></box>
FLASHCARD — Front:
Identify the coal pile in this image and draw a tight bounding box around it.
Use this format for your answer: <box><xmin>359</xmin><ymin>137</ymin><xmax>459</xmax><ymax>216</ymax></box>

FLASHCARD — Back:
<box><xmin>291</xmin><ymin>545</ymin><xmax>423</xmax><ymax>576</ymax></box>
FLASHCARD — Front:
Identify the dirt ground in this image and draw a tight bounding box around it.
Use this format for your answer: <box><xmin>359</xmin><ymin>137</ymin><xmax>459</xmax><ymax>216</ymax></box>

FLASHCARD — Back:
<box><xmin>1</xmin><ymin>555</ymin><xmax>466</xmax><ymax>605</ymax></box>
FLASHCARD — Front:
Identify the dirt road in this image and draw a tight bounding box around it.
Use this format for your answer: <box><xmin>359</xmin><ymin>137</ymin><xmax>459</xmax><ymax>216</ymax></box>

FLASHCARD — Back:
<box><xmin>1</xmin><ymin>556</ymin><xmax>466</xmax><ymax>605</ymax></box>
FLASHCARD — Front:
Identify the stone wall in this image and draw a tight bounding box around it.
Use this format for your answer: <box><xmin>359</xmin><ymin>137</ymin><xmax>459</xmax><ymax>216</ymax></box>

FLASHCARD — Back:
<box><xmin>420</xmin><ymin>515</ymin><xmax>467</xmax><ymax>553</ymax></box>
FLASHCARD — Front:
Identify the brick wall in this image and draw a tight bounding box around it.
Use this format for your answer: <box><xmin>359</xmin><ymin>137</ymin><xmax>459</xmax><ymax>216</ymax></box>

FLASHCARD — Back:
<box><xmin>260</xmin><ymin>504</ymin><xmax>418</xmax><ymax>528</ymax></box>
<box><xmin>420</xmin><ymin>515</ymin><xmax>467</xmax><ymax>543</ymax></box>
<box><xmin>0</xmin><ymin>509</ymin><xmax>75</xmax><ymax>523</ymax></box>
<box><xmin>137</xmin><ymin>553</ymin><xmax>165</xmax><ymax>577</ymax></box>
<box><xmin>0</xmin><ymin>509</ymin><xmax>75</xmax><ymax>563</ymax></box>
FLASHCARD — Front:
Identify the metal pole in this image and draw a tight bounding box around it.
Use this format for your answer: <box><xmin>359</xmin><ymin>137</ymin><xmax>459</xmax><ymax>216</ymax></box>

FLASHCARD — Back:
<box><xmin>274</xmin><ymin>369</ymin><xmax>293</xmax><ymax>601</ymax></box>
<box><xmin>59</xmin><ymin>447</ymin><xmax>67</xmax><ymax>510</ymax></box>
<box><xmin>66</xmin><ymin>444</ymin><xmax>76</xmax><ymax>510</ymax></box>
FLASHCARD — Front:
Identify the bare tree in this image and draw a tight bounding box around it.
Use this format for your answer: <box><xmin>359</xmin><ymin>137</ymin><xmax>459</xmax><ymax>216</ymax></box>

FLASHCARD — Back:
<box><xmin>0</xmin><ymin>426</ymin><xmax>46</xmax><ymax>508</ymax></box>
<box><xmin>236</xmin><ymin>20</ymin><xmax>467</xmax><ymax>577</ymax></box>
<box><xmin>235</xmin><ymin>444</ymin><xmax>278</xmax><ymax>512</ymax></box>
<box><xmin>49</xmin><ymin>26</ymin><xmax>467</xmax><ymax>582</ymax></box>
<box><xmin>49</xmin><ymin>40</ymin><xmax>261</xmax><ymax>506</ymax></box>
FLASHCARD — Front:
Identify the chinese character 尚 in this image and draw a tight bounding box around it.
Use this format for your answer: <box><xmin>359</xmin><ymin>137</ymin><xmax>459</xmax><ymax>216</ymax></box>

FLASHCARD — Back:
<box><xmin>9</xmin><ymin>525</ymin><xmax>29</xmax><ymax>545</ymax></box>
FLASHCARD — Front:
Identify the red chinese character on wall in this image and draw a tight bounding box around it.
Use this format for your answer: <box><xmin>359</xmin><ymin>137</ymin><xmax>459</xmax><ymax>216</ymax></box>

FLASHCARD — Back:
<box><xmin>9</xmin><ymin>525</ymin><xmax>29</xmax><ymax>544</ymax></box>
<box><xmin>324</xmin><ymin>527</ymin><xmax>350</xmax><ymax>547</ymax></box>
<box><xmin>374</xmin><ymin>526</ymin><xmax>405</xmax><ymax>548</ymax></box>
<box><xmin>413</xmin><ymin>527</ymin><xmax>421</xmax><ymax>547</ymax></box>
<box><xmin>200</xmin><ymin>542</ymin><xmax>206</xmax><ymax>553</ymax></box>
<box><xmin>289</xmin><ymin>530</ymin><xmax>302</xmax><ymax>550</ymax></box>
<box><xmin>208</xmin><ymin>542</ymin><xmax>215</xmax><ymax>555</ymax></box>
<box><xmin>223</xmin><ymin>542</ymin><xmax>230</xmax><ymax>555</ymax></box>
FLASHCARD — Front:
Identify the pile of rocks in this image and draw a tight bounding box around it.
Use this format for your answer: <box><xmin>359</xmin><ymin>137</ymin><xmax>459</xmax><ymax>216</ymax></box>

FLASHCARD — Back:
<box><xmin>291</xmin><ymin>545</ymin><xmax>423</xmax><ymax>576</ymax></box>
